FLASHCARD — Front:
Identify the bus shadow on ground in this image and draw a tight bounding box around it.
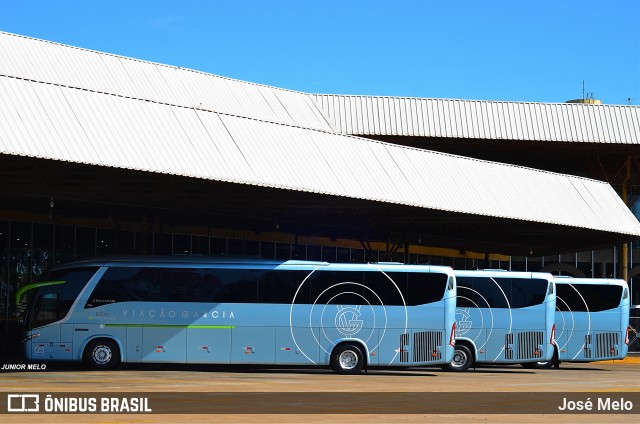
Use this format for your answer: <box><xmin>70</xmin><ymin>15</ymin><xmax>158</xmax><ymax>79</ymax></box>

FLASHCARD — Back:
<box><xmin>0</xmin><ymin>361</ymin><xmax>438</xmax><ymax>376</ymax></box>
<box><xmin>417</xmin><ymin>364</ymin><xmax>612</xmax><ymax>374</ymax></box>
<box><xmin>118</xmin><ymin>364</ymin><xmax>438</xmax><ymax>376</ymax></box>
<box><xmin>478</xmin><ymin>365</ymin><xmax>611</xmax><ymax>373</ymax></box>
<box><xmin>1</xmin><ymin>355</ymin><xmax>611</xmax><ymax>375</ymax></box>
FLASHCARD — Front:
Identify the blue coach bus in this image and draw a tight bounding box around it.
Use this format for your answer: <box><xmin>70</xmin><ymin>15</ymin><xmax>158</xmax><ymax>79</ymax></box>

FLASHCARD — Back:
<box><xmin>18</xmin><ymin>257</ymin><xmax>457</xmax><ymax>374</ymax></box>
<box><xmin>444</xmin><ymin>270</ymin><xmax>555</xmax><ymax>371</ymax></box>
<box><xmin>536</xmin><ymin>277</ymin><xmax>631</xmax><ymax>368</ymax></box>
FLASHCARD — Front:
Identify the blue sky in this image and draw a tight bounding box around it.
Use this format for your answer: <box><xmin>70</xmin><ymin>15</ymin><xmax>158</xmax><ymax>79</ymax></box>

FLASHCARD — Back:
<box><xmin>1</xmin><ymin>1</ymin><xmax>638</xmax><ymax>105</ymax></box>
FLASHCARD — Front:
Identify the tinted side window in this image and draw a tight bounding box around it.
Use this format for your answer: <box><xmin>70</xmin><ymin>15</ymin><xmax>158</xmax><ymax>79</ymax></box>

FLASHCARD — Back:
<box><xmin>208</xmin><ymin>269</ymin><xmax>259</xmax><ymax>303</ymax></box>
<box><xmin>501</xmin><ymin>278</ymin><xmax>549</xmax><ymax>308</ymax></box>
<box><xmin>86</xmin><ymin>267</ymin><xmax>159</xmax><ymax>307</ymax></box>
<box><xmin>363</xmin><ymin>271</ymin><xmax>406</xmax><ymax>306</ymax></box>
<box><xmin>457</xmin><ymin>276</ymin><xmax>548</xmax><ymax>308</ymax></box>
<box><xmin>457</xmin><ymin>276</ymin><xmax>509</xmax><ymax>308</ymax></box>
<box><xmin>258</xmin><ymin>270</ymin><xmax>310</xmax><ymax>303</ymax></box>
<box><xmin>86</xmin><ymin>267</ymin><xmax>264</xmax><ymax>307</ymax></box>
<box><xmin>407</xmin><ymin>272</ymin><xmax>448</xmax><ymax>305</ymax></box>
<box><xmin>304</xmin><ymin>270</ymin><xmax>447</xmax><ymax>306</ymax></box>
<box><xmin>308</xmin><ymin>271</ymin><xmax>365</xmax><ymax>305</ymax></box>
<box><xmin>556</xmin><ymin>284</ymin><xmax>622</xmax><ymax>312</ymax></box>
<box><xmin>85</xmin><ymin>267</ymin><xmax>450</xmax><ymax>306</ymax></box>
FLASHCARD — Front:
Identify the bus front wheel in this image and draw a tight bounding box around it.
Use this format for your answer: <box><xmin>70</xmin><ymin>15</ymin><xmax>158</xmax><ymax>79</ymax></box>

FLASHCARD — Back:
<box><xmin>444</xmin><ymin>344</ymin><xmax>473</xmax><ymax>372</ymax></box>
<box><xmin>84</xmin><ymin>339</ymin><xmax>120</xmax><ymax>370</ymax></box>
<box><xmin>331</xmin><ymin>344</ymin><xmax>364</xmax><ymax>375</ymax></box>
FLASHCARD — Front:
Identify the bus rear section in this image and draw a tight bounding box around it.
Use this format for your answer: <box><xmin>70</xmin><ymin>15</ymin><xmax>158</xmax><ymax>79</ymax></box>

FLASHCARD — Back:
<box><xmin>19</xmin><ymin>257</ymin><xmax>456</xmax><ymax>374</ymax></box>
<box><xmin>445</xmin><ymin>270</ymin><xmax>555</xmax><ymax>371</ymax></box>
<box><xmin>553</xmin><ymin>277</ymin><xmax>630</xmax><ymax>366</ymax></box>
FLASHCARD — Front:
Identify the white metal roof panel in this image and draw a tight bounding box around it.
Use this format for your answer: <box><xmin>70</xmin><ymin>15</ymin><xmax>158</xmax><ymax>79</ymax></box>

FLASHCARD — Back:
<box><xmin>320</xmin><ymin>131</ymin><xmax>396</xmax><ymax>200</ymax></box>
<box><xmin>397</xmin><ymin>148</ymin><xmax>455</xmax><ymax>210</ymax></box>
<box><xmin>193</xmin><ymin>111</ymin><xmax>256</xmax><ymax>182</ymax></box>
<box><xmin>311</xmin><ymin>94</ymin><xmax>640</xmax><ymax>144</ymax></box>
<box><xmin>117</xmin><ymin>58</ymin><xmax>163</xmax><ymax>101</ymax></box>
<box><xmin>0</xmin><ymin>31</ymin><xmax>333</xmax><ymax>133</ymax></box>
<box><xmin>172</xmin><ymin>108</ymin><xmax>231</xmax><ymax>180</ymax></box>
<box><xmin>217</xmin><ymin>115</ymin><xmax>294</xmax><ymax>189</ymax></box>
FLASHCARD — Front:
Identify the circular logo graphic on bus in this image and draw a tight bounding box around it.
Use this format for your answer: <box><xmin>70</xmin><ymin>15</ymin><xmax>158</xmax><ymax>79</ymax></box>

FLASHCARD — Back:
<box><xmin>335</xmin><ymin>305</ymin><xmax>364</xmax><ymax>336</ymax></box>
<box><xmin>455</xmin><ymin>307</ymin><xmax>473</xmax><ymax>336</ymax></box>
<box><xmin>288</xmin><ymin>266</ymin><xmax>408</xmax><ymax>365</ymax></box>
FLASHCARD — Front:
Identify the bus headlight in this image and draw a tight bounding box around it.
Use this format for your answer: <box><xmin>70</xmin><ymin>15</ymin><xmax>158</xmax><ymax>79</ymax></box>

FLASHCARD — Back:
<box><xmin>22</xmin><ymin>333</ymin><xmax>40</xmax><ymax>342</ymax></box>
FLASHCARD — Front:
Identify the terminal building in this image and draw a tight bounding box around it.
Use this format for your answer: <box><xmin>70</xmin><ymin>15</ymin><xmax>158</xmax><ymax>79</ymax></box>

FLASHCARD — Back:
<box><xmin>0</xmin><ymin>31</ymin><xmax>639</xmax><ymax>354</ymax></box>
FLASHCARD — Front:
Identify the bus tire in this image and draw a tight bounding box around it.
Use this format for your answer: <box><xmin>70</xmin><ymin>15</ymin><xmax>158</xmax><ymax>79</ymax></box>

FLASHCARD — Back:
<box><xmin>521</xmin><ymin>349</ymin><xmax>558</xmax><ymax>370</ymax></box>
<box><xmin>539</xmin><ymin>348</ymin><xmax>559</xmax><ymax>369</ymax></box>
<box><xmin>444</xmin><ymin>344</ymin><xmax>473</xmax><ymax>372</ymax></box>
<box><xmin>84</xmin><ymin>338</ymin><xmax>120</xmax><ymax>370</ymax></box>
<box><xmin>331</xmin><ymin>343</ymin><xmax>364</xmax><ymax>375</ymax></box>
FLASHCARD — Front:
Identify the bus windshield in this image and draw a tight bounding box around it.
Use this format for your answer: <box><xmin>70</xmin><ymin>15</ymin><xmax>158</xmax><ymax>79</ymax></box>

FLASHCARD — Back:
<box><xmin>22</xmin><ymin>267</ymin><xmax>99</xmax><ymax>331</ymax></box>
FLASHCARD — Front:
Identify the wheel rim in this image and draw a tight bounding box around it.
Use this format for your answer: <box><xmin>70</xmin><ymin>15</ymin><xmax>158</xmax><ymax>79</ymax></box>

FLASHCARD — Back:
<box><xmin>338</xmin><ymin>350</ymin><xmax>359</xmax><ymax>370</ymax></box>
<box><xmin>92</xmin><ymin>345</ymin><xmax>113</xmax><ymax>365</ymax></box>
<box><xmin>451</xmin><ymin>349</ymin><xmax>468</xmax><ymax>368</ymax></box>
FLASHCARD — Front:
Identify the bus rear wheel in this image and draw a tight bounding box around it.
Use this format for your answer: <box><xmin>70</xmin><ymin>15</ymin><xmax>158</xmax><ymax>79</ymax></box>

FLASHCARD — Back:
<box><xmin>331</xmin><ymin>344</ymin><xmax>364</xmax><ymax>375</ymax></box>
<box><xmin>84</xmin><ymin>339</ymin><xmax>120</xmax><ymax>370</ymax></box>
<box><xmin>444</xmin><ymin>344</ymin><xmax>473</xmax><ymax>372</ymax></box>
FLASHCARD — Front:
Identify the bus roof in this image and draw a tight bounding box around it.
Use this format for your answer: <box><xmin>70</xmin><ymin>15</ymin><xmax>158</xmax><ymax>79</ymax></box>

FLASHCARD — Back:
<box><xmin>46</xmin><ymin>256</ymin><xmax>324</xmax><ymax>268</ymax></box>
<box><xmin>552</xmin><ymin>276</ymin><xmax>628</xmax><ymax>287</ymax></box>
<box><xmin>44</xmin><ymin>256</ymin><xmax>454</xmax><ymax>274</ymax></box>
<box><xmin>453</xmin><ymin>269</ymin><xmax>554</xmax><ymax>280</ymax></box>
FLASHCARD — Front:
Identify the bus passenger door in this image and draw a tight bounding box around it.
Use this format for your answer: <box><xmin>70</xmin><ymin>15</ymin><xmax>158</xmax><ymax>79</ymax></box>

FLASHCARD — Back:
<box><xmin>27</xmin><ymin>291</ymin><xmax>70</xmax><ymax>361</ymax></box>
<box><xmin>58</xmin><ymin>323</ymin><xmax>74</xmax><ymax>360</ymax></box>
<box><xmin>125</xmin><ymin>325</ymin><xmax>142</xmax><ymax>363</ymax></box>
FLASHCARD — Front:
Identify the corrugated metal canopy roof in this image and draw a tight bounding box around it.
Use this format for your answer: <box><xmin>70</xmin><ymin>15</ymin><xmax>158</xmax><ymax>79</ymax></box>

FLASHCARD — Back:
<box><xmin>311</xmin><ymin>94</ymin><xmax>640</xmax><ymax>144</ymax></box>
<box><xmin>2</xmin><ymin>74</ymin><xmax>639</xmax><ymax>238</ymax></box>
<box><xmin>1</xmin><ymin>31</ymin><xmax>640</xmax><ymax>254</ymax></box>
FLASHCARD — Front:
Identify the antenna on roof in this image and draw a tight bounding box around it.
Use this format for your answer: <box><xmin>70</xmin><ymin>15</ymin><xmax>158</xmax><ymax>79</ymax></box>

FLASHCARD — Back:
<box><xmin>566</xmin><ymin>81</ymin><xmax>602</xmax><ymax>105</ymax></box>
